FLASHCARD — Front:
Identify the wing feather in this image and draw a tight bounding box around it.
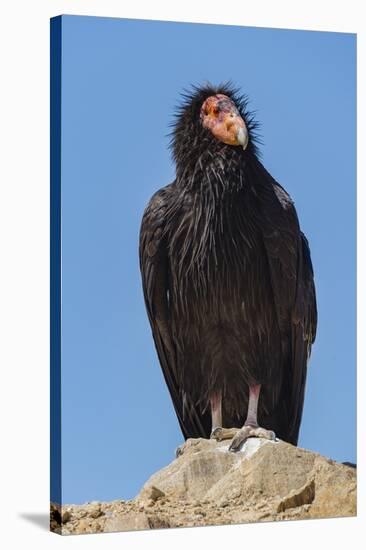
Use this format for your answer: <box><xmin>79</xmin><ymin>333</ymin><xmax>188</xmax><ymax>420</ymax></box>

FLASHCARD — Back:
<box><xmin>139</xmin><ymin>184</ymin><xmax>211</xmax><ymax>439</ymax></box>
<box><xmin>254</xmin><ymin>165</ymin><xmax>317</xmax><ymax>444</ymax></box>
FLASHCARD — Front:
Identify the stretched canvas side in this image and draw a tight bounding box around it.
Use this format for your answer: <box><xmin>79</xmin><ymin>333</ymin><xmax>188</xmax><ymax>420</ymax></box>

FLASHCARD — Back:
<box><xmin>50</xmin><ymin>15</ymin><xmax>62</xmax><ymax>535</ymax></box>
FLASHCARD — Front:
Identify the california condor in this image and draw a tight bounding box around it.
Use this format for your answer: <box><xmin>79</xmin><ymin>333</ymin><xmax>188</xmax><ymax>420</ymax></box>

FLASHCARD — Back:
<box><xmin>139</xmin><ymin>83</ymin><xmax>317</xmax><ymax>451</ymax></box>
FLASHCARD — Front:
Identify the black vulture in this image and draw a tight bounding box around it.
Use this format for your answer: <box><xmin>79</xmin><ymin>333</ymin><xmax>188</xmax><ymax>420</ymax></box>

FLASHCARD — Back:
<box><xmin>139</xmin><ymin>83</ymin><xmax>317</xmax><ymax>451</ymax></box>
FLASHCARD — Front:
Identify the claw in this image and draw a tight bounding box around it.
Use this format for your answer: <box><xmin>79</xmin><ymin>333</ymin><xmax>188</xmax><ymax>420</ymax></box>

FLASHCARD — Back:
<box><xmin>229</xmin><ymin>426</ymin><xmax>276</xmax><ymax>452</ymax></box>
<box><xmin>228</xmin><ymin>426</ymin><xmax>252</xmax><ymax>452</ymax></box>
<box><xmin>210</xmin><ymin>427</ymin><xmax>224</xmax><ymax>441</ymax></box>
<box><xmin>255</xmin><ymin>427</ymin><xmax>276</xmax><ymax>441</ymax></box>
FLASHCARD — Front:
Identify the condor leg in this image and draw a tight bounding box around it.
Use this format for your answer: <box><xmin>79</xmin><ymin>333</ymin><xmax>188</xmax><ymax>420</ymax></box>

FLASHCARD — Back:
<box><xmin>210</xmin><ymin>391</ymin><xmax>240</xmax><ymax>441</ymax></box>
<box><xmin>228</xmin><ymin>384</ymin><xmax>276</xmax><ymax>452</ymax></box>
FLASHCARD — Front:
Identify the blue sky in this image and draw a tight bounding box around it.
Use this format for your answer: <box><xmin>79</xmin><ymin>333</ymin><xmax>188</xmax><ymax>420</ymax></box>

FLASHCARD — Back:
<box><xmin>59</xmin><ymin>15</ymin><xmax>356</xmax><ymax>504</ymax></box>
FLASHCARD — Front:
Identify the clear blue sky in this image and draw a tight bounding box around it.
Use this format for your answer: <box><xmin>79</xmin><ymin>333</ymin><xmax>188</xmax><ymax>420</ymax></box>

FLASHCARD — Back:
<box><xmin>59</xmin><ymin>15</ymin><xmax>356</xmax><ymax>504</ymax></box>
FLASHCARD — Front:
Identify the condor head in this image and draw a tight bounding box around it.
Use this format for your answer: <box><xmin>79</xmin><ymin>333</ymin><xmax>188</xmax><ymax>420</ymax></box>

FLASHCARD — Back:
<box><xmin>200</xmin><ymin>93</ymin><xmax>249</xmax><ymax>149</ymax></box>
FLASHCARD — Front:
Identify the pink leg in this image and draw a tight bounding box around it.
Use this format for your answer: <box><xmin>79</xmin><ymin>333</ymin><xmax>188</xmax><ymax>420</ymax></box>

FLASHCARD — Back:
<box><xmin>210</xmin><ymin>392</ymin><xmax>241</xmax><ymax>441</ymax></box>
<box><xmin>228</xmin><ymin>383</ymin><xmax>276</xmax><ymax>452</ymax></box>
<box><xmin>210</xmin><ymin>392</ymin><xmax>222</xmax><ymax>432</ymax></box>
<box><xmin>244</xmin><ymin>383</ymin><xmax>261</xmax><ymax>427</ymax></box>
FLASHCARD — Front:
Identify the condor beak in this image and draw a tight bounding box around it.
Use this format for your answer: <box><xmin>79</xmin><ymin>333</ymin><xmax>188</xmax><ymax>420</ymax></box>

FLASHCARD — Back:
<box><xmin>202</xmin><ymin>103</ymin><xmax>249</xmax><ymax>149</ymax></box>
<box><xmin>236</xmin><ymin>126</ymin><xmax>249</xmax><ymax>150</ymax></box>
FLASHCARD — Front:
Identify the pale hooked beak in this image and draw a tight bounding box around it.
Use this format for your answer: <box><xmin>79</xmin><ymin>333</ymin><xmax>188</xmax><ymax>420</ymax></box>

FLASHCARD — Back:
<box><xmin>237</xmin><ymin>126</ymin><xmax>249</xmax><ymax>150</ymax></box>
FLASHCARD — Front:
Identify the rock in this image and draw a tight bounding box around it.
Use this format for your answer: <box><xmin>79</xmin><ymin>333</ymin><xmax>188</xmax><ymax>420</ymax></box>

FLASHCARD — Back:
<box><xmin>277</xmin><ymin>478</ymin><xmax>315</xmax><ymax>512</ymax></box>
<box><xmin>51</xmin><ymin>437</ymin><xmax>356</xmax><ymax>535</ymax></box>
<box><xmin>139</xmin><ymin>438</ymin><xmax>239</xmax><ymax>501</ymax></box>
<box><xmin>306</xmin><ymin>457</ymin><xmax>357</xmax><ymax>519</ymax></box>
<box><xmin>75</xmin><ymin>518</ymin><xmax>93</xmax><ymax>534</ymax></box>
<box><xmin>149</xmin><ymin>485</ymin><xmax>165</xmax><ymax>501</ymax></box>
<box><xmin>138</xmin><ymin>484</ymin><xmax>165</xmax><ymax>505</ymax></box>
<box><xmin>61</xmin><ymin>510</ymin><xmax>71</xmax><ymax>523</ymax></box>
<box><xmin>50</xmin><ymin>502</ymin><xmax>62</xmax><ymax>534</ymax></box>
<box><xmin>88</xmin><ymin>504</ymin><xmax>102</xmax><ymax>519</ymax></box>
<box><xmin>104</xmin><ymin>512</ymin><xmax>150</xmax><ymax>533</ymax></box>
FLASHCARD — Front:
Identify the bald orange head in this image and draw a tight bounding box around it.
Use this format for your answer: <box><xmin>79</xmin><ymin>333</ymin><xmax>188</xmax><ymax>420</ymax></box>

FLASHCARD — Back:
<box><xmin>200</xmin><ymin>94</ymin><xmax>248</xmax><ymax>149</ymax></box>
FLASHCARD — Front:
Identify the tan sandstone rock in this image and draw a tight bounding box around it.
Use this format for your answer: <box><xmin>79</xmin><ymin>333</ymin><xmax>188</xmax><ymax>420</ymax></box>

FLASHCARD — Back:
<box><xmin>51</xmin><ymin>437</ymin><xmax>356</xmax><ymax>535</ymax></box>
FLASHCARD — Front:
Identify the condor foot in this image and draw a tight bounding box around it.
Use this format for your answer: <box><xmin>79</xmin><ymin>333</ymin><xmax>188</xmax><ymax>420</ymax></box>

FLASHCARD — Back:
<box><xmin>228</xmin><ymin>425</ymin><xmax>276</xmax><ymax>452</ymax></box>
<box><xmin>210</xmin><ymin>427</ymin><xmax>240</xmax><ymax>441</ymax></box>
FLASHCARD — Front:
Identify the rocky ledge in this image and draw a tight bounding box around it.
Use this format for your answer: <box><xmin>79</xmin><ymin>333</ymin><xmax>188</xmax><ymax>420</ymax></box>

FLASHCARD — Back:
<box><xmin>50</xmin><ymin>437</ymin><xmax>356</xmax><ymax>535</ymax></box>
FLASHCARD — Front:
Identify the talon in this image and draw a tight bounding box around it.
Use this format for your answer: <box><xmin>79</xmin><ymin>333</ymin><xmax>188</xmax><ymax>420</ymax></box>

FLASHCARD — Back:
<box><xmin>255</xmin><ymin>428</ymin><xmax>276</xmax><ymax>440</ymax></box>
<box><xmin>210</xmin><ymin>427</ymin><xmax>223</xmax><ymax>441</ymax></box>
<box><xmin>228</xmin><ymin>426</ymin><xmax>252</xmax><ymax>452</ymax></box>
<box><xmin>228</xmin><ymin>439</ymin><xmax>244</xmax><ymax>452</ymax></box>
